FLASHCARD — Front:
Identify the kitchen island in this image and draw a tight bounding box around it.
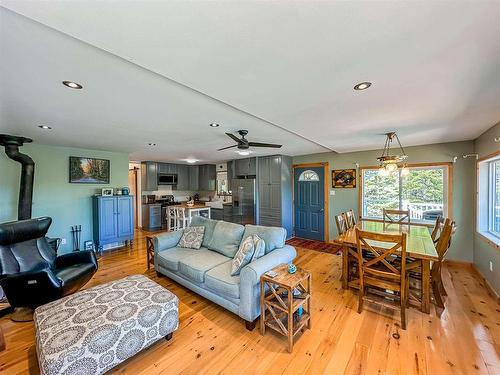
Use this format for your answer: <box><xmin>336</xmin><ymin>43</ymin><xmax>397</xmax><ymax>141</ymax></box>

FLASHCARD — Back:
<box><xmin>166</xmin><ymin>203</ymin><xmax>211</xmax><ymax>231</ymax></box>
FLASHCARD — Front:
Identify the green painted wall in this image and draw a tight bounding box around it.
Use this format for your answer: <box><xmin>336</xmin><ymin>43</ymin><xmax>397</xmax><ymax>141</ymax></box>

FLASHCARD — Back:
<box><xmin>473</xmin><ymin>122</ymin><xmax>500</xmax><ymax>294</ymax></box>
<box><xmin>0</xmin><ymin>143</ymin><xmax>129</xmax><ymax>253</ymax></box>
<box><xmin>293</xmin><ymin>141</ymin><xmax>475</xmax><ymax>262</ymax></box>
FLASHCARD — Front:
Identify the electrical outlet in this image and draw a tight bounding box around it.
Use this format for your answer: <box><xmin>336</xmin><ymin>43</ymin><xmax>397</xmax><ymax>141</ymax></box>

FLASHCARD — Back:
<box><xmin>330</xmin><ymin>190</ymin><xmax>335</xmax><ymax>196</ymax></box>
<box><xmin>61</xmin><ymin>238</ymin><xmax>67</xmax><ymax>245</ymax></box>
<box><xmin>489</xmin><ymin>261</ymin><xmax>493</xmax><ymax>272</ymax></box>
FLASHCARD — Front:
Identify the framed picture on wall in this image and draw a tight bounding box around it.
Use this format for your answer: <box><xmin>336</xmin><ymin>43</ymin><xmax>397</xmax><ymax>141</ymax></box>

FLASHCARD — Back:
<box><xmin>332</xmin><ymin>169</ymin><xmax>356</xmax><ymax>188</ymax></box>
<box><xmin>69</xmin><ymin>156</ymin><xmax>110</xmax><ymax>184</ymax></box>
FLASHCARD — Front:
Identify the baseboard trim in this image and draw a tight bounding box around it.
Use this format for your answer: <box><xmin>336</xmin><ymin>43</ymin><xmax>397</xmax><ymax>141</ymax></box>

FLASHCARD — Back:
<box><xmin>471</xmin><ymin>264</ymin><xmax>500</xmax><ymax>304</ymax></box>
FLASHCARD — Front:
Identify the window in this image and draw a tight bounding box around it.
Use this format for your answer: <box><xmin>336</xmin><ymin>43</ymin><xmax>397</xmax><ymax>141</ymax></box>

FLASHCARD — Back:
<box><xmin>361</xmin><ymin>164</ymin><xmax>450</xmax><ymax>224</ymax></box>
<box><xmin>478</xmin><ymin>156</ymin><xmax>500</xmax><ymax>241</ymax></box>
<box><xmin>298</xmin><ymin>170</ymin><xmax>319</xmax><ymax>181</ymax></box>
<box><xmin>491</xmin><ymin>159</ymin><xmax>500</xmax><ymax>236</ymax></box>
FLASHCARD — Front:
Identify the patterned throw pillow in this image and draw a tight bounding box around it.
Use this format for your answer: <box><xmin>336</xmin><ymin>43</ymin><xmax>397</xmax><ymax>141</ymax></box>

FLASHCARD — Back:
<box><xmin>231</xmin><ymin>234</ymin><xmax>265</xmax><ymax>276</ymax></box>
<box><xmin>178</xmin><ymin>226</ymin><xmax>205</xmax><ymax>250</ymax></box>
<box><xmin>251</xmin><ymin>235</ymin><xmax>265</xmax><ymax>262</ymax></box>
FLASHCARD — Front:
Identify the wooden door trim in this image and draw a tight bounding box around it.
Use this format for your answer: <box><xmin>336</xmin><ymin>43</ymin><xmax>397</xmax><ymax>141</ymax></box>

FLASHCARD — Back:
<box><xmin>292</xmin><ymin>162</ymin><xmax>329</xmax><ymax>242</ymax></box>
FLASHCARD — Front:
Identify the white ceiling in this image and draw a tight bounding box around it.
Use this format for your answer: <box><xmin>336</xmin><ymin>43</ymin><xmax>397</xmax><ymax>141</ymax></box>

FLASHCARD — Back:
<box><xmin>1</xmin><ymin>1</ymin><xmax>500</xmax><ymax>163</ymax></box>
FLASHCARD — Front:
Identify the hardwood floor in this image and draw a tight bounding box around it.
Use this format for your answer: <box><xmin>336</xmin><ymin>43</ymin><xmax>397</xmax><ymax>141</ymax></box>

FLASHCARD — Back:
<box><xmin>0</xmin><ymin>229</ymin><xmax>498</xmax><ymax>374</ymax></box>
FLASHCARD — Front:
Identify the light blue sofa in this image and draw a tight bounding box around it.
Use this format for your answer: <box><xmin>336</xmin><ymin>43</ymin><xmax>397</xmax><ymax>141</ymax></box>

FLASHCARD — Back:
<box><xmin>153</xmin><ymin>216</ymin><xmax>296</xmax><ymax>329</ymax></box>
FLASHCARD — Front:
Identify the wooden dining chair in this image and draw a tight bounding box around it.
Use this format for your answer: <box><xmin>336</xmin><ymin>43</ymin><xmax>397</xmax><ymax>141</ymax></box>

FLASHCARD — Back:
<box><xmin>430</xmin><ymin>215</ymin><xmax>445</xmax><ymax>244</ymax></box>
<box><xmin>344</xmin><ymin>209</ymin><xmax>356</xmax><ymax>229</ymax></box>
<box><xmin>431</xmin><ymin>219</ymin><xmax>455</xmax><ymax>307</ymax></box>
<box><xmin>407</xmin><ymin>218</ymin><xmax>455</xmax><ymax>310</ymax></box>
<box><xmin>355</xmin><ymin>228</ymin><xmax>409</xmax><ymax>329</ymax></box>
<box><xmin>383</xmin><ymin>209</ymin><xmax>410</xmax><ymax>225</ymax></box>
<box><xmin>335</xmin><ymin>213</ymin><xmax>348</xmax><ymax>235</ymax></box>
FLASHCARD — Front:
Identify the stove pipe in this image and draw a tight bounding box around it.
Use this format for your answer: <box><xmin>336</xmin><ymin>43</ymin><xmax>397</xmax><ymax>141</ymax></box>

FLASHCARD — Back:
<box><xmin>0</xmin><ymin>134</ymin><xmax>34</xmax><ymax>220</ymax></box>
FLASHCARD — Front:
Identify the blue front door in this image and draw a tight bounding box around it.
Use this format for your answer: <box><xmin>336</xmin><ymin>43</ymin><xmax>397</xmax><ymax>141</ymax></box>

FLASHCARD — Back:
<box><xmin>294</xmin><ymin>167</ymin><xmax>325</xmax><ymax>240</ymax></box>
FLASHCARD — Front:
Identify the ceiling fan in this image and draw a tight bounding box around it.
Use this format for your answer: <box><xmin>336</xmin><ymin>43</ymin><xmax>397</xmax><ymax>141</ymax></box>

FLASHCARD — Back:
<box><xmin>218</xmin><ymin>130</ymin><xmax>282</xmax><ymax>151</ymax></box>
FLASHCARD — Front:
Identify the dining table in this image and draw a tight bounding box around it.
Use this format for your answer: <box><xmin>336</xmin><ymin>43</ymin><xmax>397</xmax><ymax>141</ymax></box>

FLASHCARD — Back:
<box><xmin>332</xmin><ymin>220</ymin><xmax>438</xmax><ymax>313</ymax></box>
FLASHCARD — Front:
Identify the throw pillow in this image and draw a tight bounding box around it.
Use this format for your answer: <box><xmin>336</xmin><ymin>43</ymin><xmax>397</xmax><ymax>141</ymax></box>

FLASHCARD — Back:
<box><xmin>178</xmin><ymin>226</ymin><xmax>205</xmax><ymax>250</ymax></box>
<box><xmin>251</xmin><ymin>235</ymin><xmax>266</xmax><ymax>262</ymax></box>
<box><xmin>231</xmin><ymin>234</ymin><xmax>266</xmax><ymax>276</ymax></box>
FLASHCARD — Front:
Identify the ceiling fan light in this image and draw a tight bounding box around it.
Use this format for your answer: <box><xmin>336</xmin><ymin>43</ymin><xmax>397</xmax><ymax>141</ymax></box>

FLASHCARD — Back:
<box><xmin>236</xmin><ymin>150</ymin><xmax>251</xmax><ymax>156</ymax></box>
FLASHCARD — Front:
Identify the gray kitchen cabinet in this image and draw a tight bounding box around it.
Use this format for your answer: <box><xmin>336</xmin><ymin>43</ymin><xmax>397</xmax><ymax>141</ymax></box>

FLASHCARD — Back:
<box><xmin>199</xmin><ymin>164</ymin><xmax>216</xmax><ymax>191</ymax></box>
<box><xmin>257</xmin><ymin>155</ymin><xmax>292</xmax><ymax>237</ymax></box>
<box><xmin>210</xmin><ymin>208</ymin><xmax>223</xmax><ymax>220</ymax></box>
<box><xmin>223</xmin><ymin>204</ymin><xmax>233</xmax><ymax>222</ymax></box>
<box><xmin>234</xmin><ymin>157</ymin><xmax>256</xmax><ymax>177</ymax></box>
<box><xmin>226</xmin><ymin>161</ymin><xmax>234</xmax><ymax>191</ymax></box>
<box><xmin>188</xmin><ymin>165</ymin><xmax>199</xmax><ymax>191</ymax></box>
<box><xmin>175</xmin><ymin>164</ymin><xmax>189</xmax><ymax>190</ymax></box>
<box><xmin>141</xmin><ymin>203</ymin><xmax>162</xmax><ymax>230</ymax></box>
<box><xmin>141</xmin><ymin>162</ymin><xmax>158</xmax><ymax>191</ymax></box>
<box><xmin>158</xmin><ymin>163</ymin><xmax>178</xmax><ymax>174</ymax></box>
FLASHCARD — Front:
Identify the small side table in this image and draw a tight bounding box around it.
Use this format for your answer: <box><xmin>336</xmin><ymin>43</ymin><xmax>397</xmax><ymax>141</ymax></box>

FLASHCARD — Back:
<box><xmin>260</xmin><ymin>264</ymin><xmax>311</xmax><ymax>352</ymax></box>
<box><xmin>146</xmin><ymin>236</ymin><xmax>155</xmax><ymax>270</ymax></box>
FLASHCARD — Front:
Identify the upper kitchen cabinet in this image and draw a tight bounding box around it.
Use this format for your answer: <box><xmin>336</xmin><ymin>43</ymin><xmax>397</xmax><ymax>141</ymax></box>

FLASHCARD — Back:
<box><xmin>234</xmin><ymin>157</ymin><xmax>256</xmax><ymax>177</ymax></box>
<box><xmin>141</xmin><ymin>161</ymin><xmax>157</xmax><ymax>191</ymax></box>
<box><xmin>158</xmin><ymin>163</ymin><xmax>177</xmax><ymax>174</ymax></box>
<box><xmin>199</xmin><ymin>164</ymin><xmax>216</xmax><ymax>191</ymax></box>
<box><xmin>175</xmin><ymin>164</ymin><xmax>189</xmax><ymax>190</ymax></box>
<box><xmin>257</xmin><ymin>155</ymin><xmax>292</xmax><ymax>237</ymax></box>
<box><xmin>188</xmin><ymin>165</ymin><xmax>199</xmax><ymax>191</ymax></box>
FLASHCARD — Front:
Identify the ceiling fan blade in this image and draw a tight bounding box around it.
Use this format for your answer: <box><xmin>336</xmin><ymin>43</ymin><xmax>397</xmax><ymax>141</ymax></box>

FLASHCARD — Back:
<box><xmin>217</xmin><ymin>145</ymin><xmax>238</xmax><ymax>151</ymax></box>
<box><xmin>248</xmin><ymin>142</ymin><xmax>282</xmax><ymax>148</ymax></box>
<box><xmin>225</xmin><ymin>133</ymin><xmax>241</xmax><ymax>143</ymax></box>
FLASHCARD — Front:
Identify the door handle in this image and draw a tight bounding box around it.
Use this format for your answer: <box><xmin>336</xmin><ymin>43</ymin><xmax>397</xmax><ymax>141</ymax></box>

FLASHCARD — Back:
<box><xmin>319</xmin><ymin>208</ymin><xmax>324</xmax><ymax>213</ymax></box>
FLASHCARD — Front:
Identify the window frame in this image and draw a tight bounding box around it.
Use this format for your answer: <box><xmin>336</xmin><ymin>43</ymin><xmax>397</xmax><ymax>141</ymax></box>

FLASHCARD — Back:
<box><xmin>477</xmin><ymin>151</ymin><xmax>500</xmax><ymax>247</ymax></box>
<box><xmin>358</xmin><ymin>162</ymin><xmax>453</xmax><ymax>227</ymax></box>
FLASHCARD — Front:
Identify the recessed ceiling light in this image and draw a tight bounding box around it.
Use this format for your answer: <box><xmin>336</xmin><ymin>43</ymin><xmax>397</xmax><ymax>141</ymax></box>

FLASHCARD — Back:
<box><xmin>147</xmin><ymin>143</ymin><xmax>157</xmax><ymax>146</ymax></box>
<box><xmin>354</xmin><ymin>82</ymin><xmax>372</xmax><ymax>91</ymax></box>
<box><xmin>62</xmin><ymin>80</ymin><xmax>83</xmax><ymax>89</ymax></box>
<box><xmin>236</xmin><ymin>150</ymin><xmax>251</xmax><ymax>156</ymax></box>
<box><xmin>186</xmin><ymin>159</ymin><xmax>197</xmax><ymax>164</ymax></box>
<box><xmin>38</xmin><ymin>125</ymin><xmax>52</xmax><ymax>130</ymax></box>
<box><xmin>209</xmin><ymin>123</ymin><xmax>220</xmax><ymax>128</ymax></box>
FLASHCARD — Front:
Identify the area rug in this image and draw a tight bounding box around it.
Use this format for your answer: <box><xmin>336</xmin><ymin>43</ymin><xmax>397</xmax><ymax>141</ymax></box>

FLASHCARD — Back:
<box><xmin>286</xmin><ymin>237</ymin><xmax>341</xmax><ymax>254</ymax></box>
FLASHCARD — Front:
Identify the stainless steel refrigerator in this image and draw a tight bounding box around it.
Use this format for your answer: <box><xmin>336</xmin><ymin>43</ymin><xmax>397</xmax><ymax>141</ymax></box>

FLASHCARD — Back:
<box><xmin>231</xmin><ymin>178</ymin><xmax>256</xmax><ymax>225</ymax></box>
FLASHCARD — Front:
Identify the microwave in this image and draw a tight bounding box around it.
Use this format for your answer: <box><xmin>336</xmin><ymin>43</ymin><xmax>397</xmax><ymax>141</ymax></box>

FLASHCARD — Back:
<box><xmin>157</xmin><ymin>173</ymin><xmax>177</xmax><ymax>185</ymax></box>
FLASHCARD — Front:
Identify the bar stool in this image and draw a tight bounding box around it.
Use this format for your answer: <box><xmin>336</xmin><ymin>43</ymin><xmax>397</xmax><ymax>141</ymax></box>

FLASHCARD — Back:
<box><xmin>174</xmin><ymin>207</ymin><xmax>189</xmax><ymax>230</ymax></box>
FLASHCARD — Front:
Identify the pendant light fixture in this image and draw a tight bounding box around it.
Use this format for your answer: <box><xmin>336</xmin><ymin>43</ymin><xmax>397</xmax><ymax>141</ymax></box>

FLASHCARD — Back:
<box><xmin>376</xmin><ymin>132</ymin><xmax>409</xmax><ymax>176</ymax></box>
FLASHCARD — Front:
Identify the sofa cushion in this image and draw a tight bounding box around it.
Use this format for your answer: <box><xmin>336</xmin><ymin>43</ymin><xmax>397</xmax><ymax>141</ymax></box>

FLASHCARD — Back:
<box><xmin>208</xmin><ymin>221</ymin><xmax>245</xmax><ymax>258</ymax></box>
<box><xmin>190</xmin><ymin>216</ymin><xmax>218</xmax><ymax>248</ymax></box>
<box><xmin>178</xmin><ymin>226</ymin><xmax>205</xmax><ymax>249</ymax></box>
<box><xmin>243</xmin><ymin>225</ymin><xmax>286</xmax><ymax>254</ymax></box>
<box><xmin>178</xmin><ymin>249</ymin><xmax>231</xmax><ymax>283</ymax></box>
<box><xmin>205</xmin><ymin>261</ymin><xmax>240</xmax><ymax>299</ymax></box>
<box><xmin>156</xmin><ymin>247</ymin><xmax>199</xmax><ymax>271</ymax></box>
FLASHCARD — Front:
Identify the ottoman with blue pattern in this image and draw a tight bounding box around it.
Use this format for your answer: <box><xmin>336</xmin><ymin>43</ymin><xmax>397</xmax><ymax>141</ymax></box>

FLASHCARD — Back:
<box><xmin>34</xmin><ymin>274</ymin><xmax>179</xmax><ymax>375</ymax></box>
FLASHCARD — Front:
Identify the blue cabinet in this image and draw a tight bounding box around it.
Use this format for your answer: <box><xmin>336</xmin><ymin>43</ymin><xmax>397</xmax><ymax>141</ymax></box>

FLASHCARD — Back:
<box><xmin>93</xmin><ymin>196</ymin><xmax>134</xmax><ymax>251</ymax></box>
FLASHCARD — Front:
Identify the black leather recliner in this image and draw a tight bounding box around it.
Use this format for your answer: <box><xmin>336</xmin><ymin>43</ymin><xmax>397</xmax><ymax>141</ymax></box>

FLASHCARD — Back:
<box><xmin>0</xmin><ymin>217</ymin><xmax>98</xmax><ymax>308</ymax></box>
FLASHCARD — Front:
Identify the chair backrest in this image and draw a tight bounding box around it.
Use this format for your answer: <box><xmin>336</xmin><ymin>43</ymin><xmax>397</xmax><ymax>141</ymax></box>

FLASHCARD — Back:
<box><xmin>355</xmin><ymin>228</ymin><xmax>407</xmax><ymax>283</ymax></box>
<box><xmin>0</xmin><ymin>217</ymin><xmax>56</xmax><ymax>276</ymax></box>
<box><xmin>435</xmin><ymin>218</ymin><xmax>455</xmax><ymax>261</ymax></box>
<box><xmin>344</xmin><ymin>209</ymin><xmax>356</xmax><ymax>229</ymax></box>
<box><xmin>335</xmin><ymin>213</ymin><xmax>348</xmax><ymax>235</ymax></box>
<box><xmin>175</xmin><ymin>207</ymin><xmax>186</xmax><ymax>219</ymax></box>
<box><xmin>430</xmin><ymin>215</ymin><xmax>445</xmax><ymax>243</ymax></box>
<box><xmin>383</xmin><ymin>209</ymin><xmax>410</xmax><ymax>224</ymax></box>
